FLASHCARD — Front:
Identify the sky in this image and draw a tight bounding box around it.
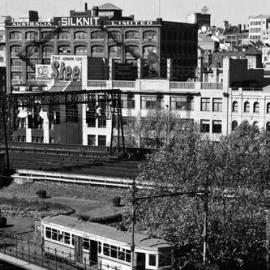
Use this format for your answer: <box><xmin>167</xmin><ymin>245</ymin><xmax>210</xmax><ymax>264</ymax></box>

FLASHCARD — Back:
<box><xmin>1</xmin><ymin>0</ymin><xmax>270</xmax><ymax>26</ymax></box>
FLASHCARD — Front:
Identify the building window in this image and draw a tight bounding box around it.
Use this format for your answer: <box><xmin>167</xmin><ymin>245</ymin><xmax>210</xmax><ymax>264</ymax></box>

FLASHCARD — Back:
<box><xmin>58</xmin><ymin>46</ymin><xmax>71</xmax><ymax>55</ymax></box>
<box><xmin>109</xmin><ymin>31</ymin><xmax>122</xmax><ymax>42</ymax></box>
<box><xmin>267</xmin><ymin>103</ymin><xmax>270</xmax><ymax>113</ymax></box>
<box><xmin>232</xmin><ymin>120</ymin><xmax>238</xmax><ymax>131</ymax></box>
<box><xmin>91</xmin><ymin>31</ymin><xmax>105</xmax><ymax>40</ymax></box>
<box><xmin>88</xmin><ymin>135</ymin><xmax>96</xmax><ymax>146</ymax></box>
<box><xmin>98</xmin><ymin>117</ymin><xmax>106</xmax><ymax>128</ymax></box>
<box><xmin>149</xmin><ymin>254</ymin><xmax>156</xmax><ymax>266</ymax></box>
<box><xmin>91</xmin><ymin>45</ymin><xmax>104</xmax><ymax>57</ymax></box>
<box><xmin>58</xmin><ymin>31</ymin><xmax>70</xmax><ymax>40</ymax></box>
<box><xmin>244</xmin><ymin>101</ymin><xmax>250</xmax><ymax>113</ymax></box>
<box><xmin>25</xmin><ymin>31</ymin><xmax>37</xmax><ymax>40</ymax></box>
<box><xmin>143</xmin><ymin>30</ymin><xmax>157</xmax><ymax>42</ymax></box>
<box><xmin>43</xmin><ymin>46</ymin><xmax>54</xmax><ymax>58</ymax></box>
<box><xmin>125</xmin><ymin>31</ymin><xmax>139</xmax><ymax>40</ymax></box>
<box><xmin>171</xmin><ymin>96</ymin><xmax>194</xmax><ymax>111</ymax></box>
<box><xmin>98</xmin><ymin>135</ymin><xmax>106</xmax><ymax>146</ymax></box>
<box><xmin>74</xmin><ymin>31</ymin><xmax>87</xmax><ymax>39</ymax></box>
<box><xmin>200</xmin><ymin>119</ymin><xmax>210</xmax><ymax>133</ymax></box>
<box><xmin>125</xmin><ymin>46</ymin><xmax>139</xmax><ymax>59</ymax></box>
<box><xmin>86</xmin><ymin>108</ymin><xmax>96</xmax><ymax>127</ymax></box>
<box><xmin>141</xmin><ymin>95</ymin><xmax>158</xmax><ymax>109</ymax></box>
<box><xmin>253</xmin><ymin>102</ymin><xmax>259</xmax><ymax>113</ymax></box>
<box><xmin>109</xmin><ymin>46</ymin><xmax>121</xmax><ymax>58</ymax></box>
<box><xmin>212</xmin><ymin>120</ymin><xmax>222</xmax><ymax>133</ymax></box>
<box><xmin>212</xmin><ymin>98</ymin><xmax>222</xmax><ymax>112</ymax></box>
<box><xmin>75</xmin><ymin>46</ymin><xmax>87</xmax><ymax>55</ymax></box>
<box><xmin>201</xmin><ymin>98</ymin><xmax>210</xmax><ymax>111</ymax></box>
<box><xmin>121</xmin><ymin>94</ymin><xmax>135</xmax><ymax>109</ymax></box>
<box><xmin>266</xmin><ymin>122</ymin><xmax>270</xmax><ymax>132</ymax></box>
<box><xmin>143</xmin><ymin>46</ymin><xmax>157</xmax><ymax>59</ymax></box>
<box><xmin>232</xmin><ymin>101</ymin><xmax>238</xmax><ymax>112</ymax></box>
<box><xmin>10</xmin><ymin>31</ymin><xmax>22</xmax><ymax>40</ymax></box>
<box><xmin>10</xmin><ymin>45</ymin><xmax>22</xmax><ymax>56</ymax></box>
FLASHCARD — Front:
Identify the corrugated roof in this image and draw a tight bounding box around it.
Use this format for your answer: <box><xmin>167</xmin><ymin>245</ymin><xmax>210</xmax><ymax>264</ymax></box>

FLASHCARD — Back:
<box><xmin>99</xmin><ymin>3</ymin><xmax>122</xmax><ymax>10</ymax></box>
<box><xmin>42</xmin><ymin>215</ymin><xmax>172</xmax><ymax>250</ymax></box>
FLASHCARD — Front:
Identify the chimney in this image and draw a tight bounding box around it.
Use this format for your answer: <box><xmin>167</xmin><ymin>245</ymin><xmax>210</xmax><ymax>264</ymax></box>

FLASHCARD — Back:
<box><xmin>223</xmin><ymin>20</ymin><xmax>228</xmax><ymax>29</ymax></box>
<box><xmin>238</xmin><ymin>24</ymin><xmax>242</xmax><ymax>33</ymax></box>
<box><xmin>92</xmin><ymin>6</ymin><xmax>99</xmax><ymax>17</ymax></box>
<box><xmin>85</xmin><ymin>3</ymin><xmax>88</xmax><ymax>11</ymax></box>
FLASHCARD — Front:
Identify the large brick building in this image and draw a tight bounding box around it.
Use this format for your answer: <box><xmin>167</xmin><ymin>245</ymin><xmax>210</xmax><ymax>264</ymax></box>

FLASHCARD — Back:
<box><xmin>5</xmin><ymin>3</ymin><xmax>198</xmax><ymax>92</ymax></box>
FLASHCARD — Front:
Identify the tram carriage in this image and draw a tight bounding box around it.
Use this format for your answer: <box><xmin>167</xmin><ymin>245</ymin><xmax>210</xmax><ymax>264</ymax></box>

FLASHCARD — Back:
<box><xmin>41</xmin><ymin>215</ymin><xmax>174</xmax><ymax>270</ymax></box>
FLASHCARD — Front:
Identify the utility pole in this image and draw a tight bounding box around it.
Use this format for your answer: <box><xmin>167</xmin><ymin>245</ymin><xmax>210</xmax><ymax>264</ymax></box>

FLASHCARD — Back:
<box><xmin>0</xmin><ymin>93</ymin><xmax>10</xmax><ymax>171</ymax></box>
<box><xmin>130</xmin><ymin>179</ymin><xmax>209</xmax><ymax>269</ymax></box>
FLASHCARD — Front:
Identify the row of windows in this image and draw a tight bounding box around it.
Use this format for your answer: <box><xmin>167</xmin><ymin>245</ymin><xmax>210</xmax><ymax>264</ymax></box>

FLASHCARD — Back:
<box><xmin>232</xmin><ymin>101</ymin><xmax>265</xmax><ymax>113</ymax></box>
<box><xmin>10</xmin><ymin>45</ymin><xmax>157</xmax><ymax>58</ymax></box>
<box><xmin>200</xmin><ymin>120</ymin><xmax>222</xmax><ymax>134</ymax></box>
<box><xmin>232</xmin><ymin>120</ymin><xmax>270</xmax><ymax>131</ymax></box>
<box><xmin>9</xmin><ymin>30</ymin><xmax>158</xmax><ymax>41</ymax></box>
<box><xmin>201</xmin><ymin>98</ymin><xmax>222</xmax><ymax>112</ymax></box>
<box><xmin>45</xmin><ymin>227</ymin><xmax>131</xmax><ymax>263</ymax></box>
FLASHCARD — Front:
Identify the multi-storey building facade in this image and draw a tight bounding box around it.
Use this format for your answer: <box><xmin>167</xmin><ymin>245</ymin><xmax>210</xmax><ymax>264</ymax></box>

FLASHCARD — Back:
<box><xmin>249</xmin><ymin>14</ymin><xmax>270</xmax><ymax>41</ymax></box>
<box><xmin>11</xmin><ymin>56</ymin><xmax>270</xmax><ymax>147</ymax></box>
<box><xmin>5</xmin><ymin>3</ymin><xmax>198</xmax><ymax>92</ymax></box>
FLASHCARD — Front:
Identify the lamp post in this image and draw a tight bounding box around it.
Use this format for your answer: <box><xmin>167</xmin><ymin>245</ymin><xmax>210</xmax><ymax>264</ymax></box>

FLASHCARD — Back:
<box><xmin>130</xmin><ymin>179</ymin><xmax>209</xmax><ymax>270</ymax></box>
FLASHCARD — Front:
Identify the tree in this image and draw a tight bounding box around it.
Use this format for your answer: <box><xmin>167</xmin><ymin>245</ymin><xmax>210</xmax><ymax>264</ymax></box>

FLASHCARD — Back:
<box><xmin>122</xmin><ymin>121</ymin><xmax>269</xmax><ymax>269</ymax></box>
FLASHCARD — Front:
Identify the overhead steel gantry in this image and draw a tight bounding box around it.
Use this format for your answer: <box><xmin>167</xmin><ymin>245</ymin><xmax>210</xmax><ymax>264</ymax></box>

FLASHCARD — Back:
<box><xmin>0</xmin><ymin>89</ymin><xmax>125</xmax><ymax>170</ymax></box>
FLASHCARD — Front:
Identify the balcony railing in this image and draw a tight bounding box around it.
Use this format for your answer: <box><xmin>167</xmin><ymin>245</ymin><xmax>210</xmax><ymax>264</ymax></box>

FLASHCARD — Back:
<box><xmin>201</xmin><ymin>82</ymin><xmax>223</xmax><ymax>89</ymax></box>
<box><xmin>112</xmin><ymin>80</ymin><xmax>135</xmax><ymax>88</ymax></box>
<box><xmin>170</xmin><ymin>82</ymin><xmax>195</xmax><ymax>89</ymax></box>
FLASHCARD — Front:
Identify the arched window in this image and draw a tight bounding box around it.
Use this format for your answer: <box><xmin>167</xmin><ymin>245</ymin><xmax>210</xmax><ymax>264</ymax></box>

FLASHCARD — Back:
<box><xmin>143</xmin><ymin>30</ymin><xmax>157</xmax><ymax>42</ymax></box>
<box><xmin>25</xmin><ymin>31</ymin><xmax>37</xmax><ymax>40</ymax></box>
<box><xmin>232</xmin><ymin>101</ymin><xmax>238</xmax><ymax>112</ymax></box>
<box><xmin>75</xmin><ymin>45</ymin><xmax>87</xmax><ymax>55</ymax></box>
<box><xmin>143</xmin><ymin>46</ymin><xmax>157</xmax><ymax>59</ymax></box>
<box><xmin>125</xmin><ymin>31</ymin><xmax>139</xmax><ymax>40</ymax></box>
<box><xmin>109</xmin><ymin>46</ymin><xmax>121</xmax><ymax>58</ymax></box>
<box><xmin>58</xmin><ymin>45</ymin><xmax>71</xmax><ymax>55</ymax></box>
<box><xmin>91</xmin><ymin>31</ymin><xmax>105</xmax><ymax>40</ymax></box>
<box><xmin>10</xmin><ymin>45</ymin><xmax>22</xmax><ymax>56</ymax></box>
<box><xmin>91</xmin><ymin>46</ymin><xmax>104</xmax><ymax>57</ymax></box>
<box><xmin>109</xmin><ymin>31</ymin><xmax>121</xmax><ymax>42</ymax></box>
<box><xmin>43</xmin><ymin>46</ymin><xmax>54</xmax><ymax>57</ymax></box>
<box><xmin>125</xmin><ymin>46</ymin><xmax>139</xmax><ymax>59</ymax></box>
<box><xmin>253</xmin><ymin>102</ymin><xmax>259</xmax><ymax>113</ymax></box>
<box><xmin>58</xmin><ymin>31</ymin><xmax>70</xmax><ymax>40</ymax></box>
<box><xmin>232</xmin><ymin>120</ymin><xmax>238</xmax><ymax>131</ymax></box>
<box><xmin>10</xmin><ymin>31</ymin><xmax>22</xmax><ymax>39</ymax></box>
<box><xmin>74</xmin><ymin>31</ymin><xmax>87</xmax><ymax>39</ymax></box>
<box><xmin>27</xmin><ymin>45</ymin><xmax>38</xmax><ymax>57</ymax></box>
<box><xmin>266</xmin><ymin>122</ymin><xmax>270</xmax><ymax>132</ymax></box>
<box><xmin>267</xmin><ymin>102</ymin><xmax>270</xmax><ymax>113</ymax></box>
<box><xmin>253</xmin><ymin>121</ymin><xmax>259</xmax><ymax>129</ymax></box>
<box><xmin>244</xmin><ymin>101</ymin><xmax>250</xmax><ymax>113</ymax></box>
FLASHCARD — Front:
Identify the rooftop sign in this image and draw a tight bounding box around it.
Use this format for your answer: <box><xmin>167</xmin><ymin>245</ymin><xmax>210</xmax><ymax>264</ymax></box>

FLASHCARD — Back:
<box><xmin>6</xmin><ymin>17</ymin><xmax>160</xmax><ymax>28</ymax></box>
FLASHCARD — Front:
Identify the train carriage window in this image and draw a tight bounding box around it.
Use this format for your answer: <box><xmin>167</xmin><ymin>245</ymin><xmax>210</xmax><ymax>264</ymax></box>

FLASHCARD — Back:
<box><xmin>126</xmin><ymin>250</ymin><xmax>131</xmax><ymax>262</ymax></box>
<box><xmin>98</xmin><ymin>242</ymin><xmax>102</xmax><ymax>253</ymax></box>
<box><xmin>64</xmin><ymin>232</ymin><xmax>70</xmax><ymax>244</ymax></box>
<box><xmin>118</xmin><ymin>247</ymin><xmax>125</xmax><ymax>261</ymax></box>
<box><xmin>72</xmin><ymin>235</ymin><xmax>75</xmax><ymax>246</ymax></box>
<box><xmin>52</xmin><ymin>229</ymin><xmax>58</xmax><ymax>241</ymax></box>
<box><xmin>58</xmin><ymin>232</ymin><xmax>63</xmax><ymax>242</ymax></box>
<box><xmin>103</xmin><ymin>243</ymin><xmax>110</xmax><ymax>256</ymax></box>
<box><xmin>45</xmin><ymin>227</ymin><xmax>51</xmax><ymax>239</ymax></box>
<box><xmin>111</xmin><ymin>245</ymin><xmax>117</xmax><ymax>258</ymax></box>
<box><xmin>83</xmin><ymin>238</ymin><xmax>90</xmax><ymax>250</ymax></box>
<box><xmin>158</xmin><ymin>251</ymin><xmax>171</xmax><ymax>267</ymax></box>
<box><xmin>149</xmin><ymin>254</ymin><xmax>156</xmax><ymax>266</ymax></box>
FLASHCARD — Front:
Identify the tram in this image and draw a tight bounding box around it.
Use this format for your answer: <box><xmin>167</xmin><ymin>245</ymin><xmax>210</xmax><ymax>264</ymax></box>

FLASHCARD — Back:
<box><xmin>40</xmin><ymin>215</ymin><xmax>174</xmax><ymax>270</ymax></box>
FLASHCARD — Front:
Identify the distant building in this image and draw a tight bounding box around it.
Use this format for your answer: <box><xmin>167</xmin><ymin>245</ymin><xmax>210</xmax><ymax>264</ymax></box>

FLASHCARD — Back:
<box><xmin>5</xmin><ymin>3</ymin><xmax>198</xmax><ymax>92</ymax></box>
<box><xmin>249</xmin><ymin>14</ymin><xmax>270</xmax><ymax>41</ymax></box>
<box><xmin>262</xmin><ymin>47</ymin><xmax>270</xmax><ymax>69</ymax></box>
<box><xmin>187</xmin><ymin>12</ymin><xmax>211</xmax><ymax>29</ymax></box>
<box><xmin>212</xmin><ymin>46</ymin><xmax>262</xmax><ymax>69</ymax></box>
<box><xmin>223</xmin><ymin>24</ymin><xmax>249</xmax><ymax>47</ymax></box>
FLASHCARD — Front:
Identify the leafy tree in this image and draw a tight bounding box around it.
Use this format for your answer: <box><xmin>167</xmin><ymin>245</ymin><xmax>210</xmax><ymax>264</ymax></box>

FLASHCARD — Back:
<box><xmin>122</xmin><ymin>121</ymin><xmax>269</xmax><ymax>270</ymax></box>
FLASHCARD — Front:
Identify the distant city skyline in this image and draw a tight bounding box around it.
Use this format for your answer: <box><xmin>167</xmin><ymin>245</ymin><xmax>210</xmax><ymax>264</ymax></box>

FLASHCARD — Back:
<box><xmin>1</xmin><ymin>0</ymin><xmax>270</xmax><ymax>26</ymax></box>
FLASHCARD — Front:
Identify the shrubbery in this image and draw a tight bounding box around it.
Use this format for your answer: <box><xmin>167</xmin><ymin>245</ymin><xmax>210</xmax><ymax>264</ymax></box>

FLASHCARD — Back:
<box><xmin>36</xmin><ymin>190</ymin><xmax>47</xmax><ymax>199</ymax></box>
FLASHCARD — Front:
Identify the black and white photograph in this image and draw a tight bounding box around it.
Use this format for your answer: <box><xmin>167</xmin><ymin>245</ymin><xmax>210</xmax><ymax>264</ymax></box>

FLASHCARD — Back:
<box><xmin>1</xmin><ymin>0</ymin><xmax>270</xmax><ymax>269</ymax></box>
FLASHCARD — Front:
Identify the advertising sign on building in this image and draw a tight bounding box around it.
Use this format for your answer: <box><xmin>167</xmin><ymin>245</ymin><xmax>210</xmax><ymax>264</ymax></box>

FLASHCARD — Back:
<box><xmin>50</xmin><ymin>55</ymin><xmax>85</xmax><ymax>81</ymax></box>
<box><xmin>36</xmin><ymin>65</ymin><xmax>52</xmax><ymax>79</ymax></box>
